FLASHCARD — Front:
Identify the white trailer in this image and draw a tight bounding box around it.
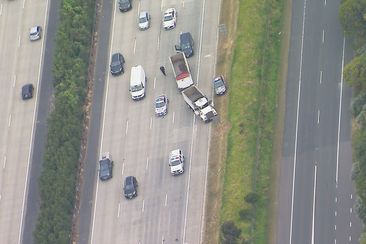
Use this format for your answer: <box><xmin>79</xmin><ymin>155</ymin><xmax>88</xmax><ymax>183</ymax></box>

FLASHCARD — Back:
<box><xmin>169</xmin><ymin>52</ymin><xmax>194</xmax><ymax>90</ymax></box>
<box><xmin>181</xmin><ymin>85</ymin><xmax>217</xmax><ymax>122</ymax></box>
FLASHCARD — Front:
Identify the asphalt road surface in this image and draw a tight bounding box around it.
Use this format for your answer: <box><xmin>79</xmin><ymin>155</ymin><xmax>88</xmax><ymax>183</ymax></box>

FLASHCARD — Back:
<box><xmin>78</xmin><ymin>0</ymin><xmax>222</xmax><ymax>243</ymax></box>
<box><xmin>0</xmin><ymin>0</ymin><xmax>49</xmax><ymax>243</ymax></box>
<box><xmin>277</xmin><ymin>0</ymin><xmax>362</xmax><ymax>243</ymax></box>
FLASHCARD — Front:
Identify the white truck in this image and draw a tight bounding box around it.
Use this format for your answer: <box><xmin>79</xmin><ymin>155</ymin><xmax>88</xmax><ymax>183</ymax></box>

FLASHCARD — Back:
<box><xmin>169</xmin><ymin>52</ymin><xmax>194</xmax><ymax>90</ymax></box>
<box><xmin>182</xmin><ymin>85</ymin><xmax>217</xmax><ymax>122</ymax></box>
<box><xmin>169</xmin><ymin>149</ymin><xmax>184</xmax><ymax>175</ymax></box>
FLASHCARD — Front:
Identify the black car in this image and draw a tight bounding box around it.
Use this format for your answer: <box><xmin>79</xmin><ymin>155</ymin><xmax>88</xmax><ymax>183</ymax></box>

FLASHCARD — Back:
<box><xmin>123</xmin><ymin>176</ymin><xmax>138</xmax><ymax>199</ymax></box>
<box><xmin>110</xmin><ymin>52</ymin><xmax>125</xmax><ymax>76</ymax></box>
<box><xmin>119</xmin><ymin>0</ymin><xmax>132</xmax><ymax>12</ymax></box>
<box><xmin>21</xmin><ymin>84</ymin><xmax>34</xmax><ymax>100</ymax></box>
<box><xmin>99</xmin><ymin>153</ymin><xmax>113</xmax><ymax>181</ymax></box>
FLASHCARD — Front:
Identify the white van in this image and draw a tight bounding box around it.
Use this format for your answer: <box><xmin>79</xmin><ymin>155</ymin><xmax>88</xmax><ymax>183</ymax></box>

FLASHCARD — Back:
<box><xmin>129</xmin><ymin>65</ymin><xmax>146</xmax><ymax>100</ymax></box>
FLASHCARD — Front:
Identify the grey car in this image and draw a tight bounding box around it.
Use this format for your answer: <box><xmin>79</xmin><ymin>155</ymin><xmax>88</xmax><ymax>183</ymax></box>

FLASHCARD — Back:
<box><xmin>138</xmin><ymin>11</ymin><xmax>150</xmax><ymax>30</ymax></box>
<box><xmin>119</xmin><ymin>0</ymin><xmax>132</xmax><ymax>12</ymax></box>
<box><xmin>99</xmin><ymin>153</ymin><xmax>113</xmax><ymax>181</ymax></box>
<box><xmin>213</xmin><ymin>75</ymin><xmax>227</xmax><ymax>95</ymax></box>
<box><xmin>123</xmin><ymin>176</ymin><xmax>138</xmax><ymax>199</ymax></box>
<box><xmin>155</xmin><ymin>95</ymin><xmax>168</xmax><ymax>117</ymax></box>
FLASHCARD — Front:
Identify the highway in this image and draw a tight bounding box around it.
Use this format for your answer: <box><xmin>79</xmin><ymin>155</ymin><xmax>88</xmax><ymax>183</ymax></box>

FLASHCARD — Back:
<box><xmin>277</xmin><ymin>0</ymin><xmax>362</xmax><ymax>243</ymax></box>
<box><xmin>0</xmin><ymin>0</ymin><xmax>49</xmax><ymax>243</ymax></box>
<box><xmin>79</xmin><ymin>0</ymin><xmax>221</xmax><ymax>243</ymax></box>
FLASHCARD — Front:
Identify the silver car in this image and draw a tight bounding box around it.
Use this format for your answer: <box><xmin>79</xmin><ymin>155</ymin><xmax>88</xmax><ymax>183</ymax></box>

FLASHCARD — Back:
<box><xmin>29</xmin><ymin>26</ymin><xmax>42</xmax><ymax>41</ymax></box>
<box><xmin>155</xmin><ymin>95</ymin><xmax>168</xmax><ymax>117</ymax></box>
<box><xmin>213</xmin><ymin>75</ymin><xmax>227</xmax><ymax>95</ymax></box>
<box><xmin>138</xmin><ymin>11</ymin><xmax>150</xmax><ymax>30</ymax></box>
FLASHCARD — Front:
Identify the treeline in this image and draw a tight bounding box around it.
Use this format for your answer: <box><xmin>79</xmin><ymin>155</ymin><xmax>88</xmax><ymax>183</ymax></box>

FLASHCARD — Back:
<box><xmin>339</xmin><ymin>0</ymin><xmax>366</xmax><ymax>243</ymax></box>
<box><xmin>34</xmin><ymin>0</ymin><xmax>95</xmax><ymax>243</ymax></box>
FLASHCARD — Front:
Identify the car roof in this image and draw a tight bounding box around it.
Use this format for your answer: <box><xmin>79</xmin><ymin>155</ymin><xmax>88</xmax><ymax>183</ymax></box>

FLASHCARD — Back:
<box><xmin>155</xmin><ymin>95</ymin><xmax>166</xmax><ymax>101</ymax></box>
<box><xmin>30</xmin><ymin>26</ymin><xmax>39</xmax><ymax>32</ymax></box>
<box><xmin>139</xmin><ymin>11</ymin><xmax>148</xmax><ymax>17</ymax></box>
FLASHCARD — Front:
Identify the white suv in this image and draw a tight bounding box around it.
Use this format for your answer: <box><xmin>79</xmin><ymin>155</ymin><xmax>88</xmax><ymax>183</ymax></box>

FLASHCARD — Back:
<box><xmin>169</xmin><ymin>149</ymin><xmax>184</xmax><ymax>175</ymax></box>
<box><xmin>162</xmin><ymin>8</ymin><xmax>177</xmax><ymax>30</ymax></box>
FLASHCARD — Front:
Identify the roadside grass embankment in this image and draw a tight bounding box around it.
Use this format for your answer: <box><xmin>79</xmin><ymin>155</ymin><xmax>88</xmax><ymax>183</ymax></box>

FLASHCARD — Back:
<box><xmin>216</xmin><ymin>0</ymin><xmax>285</xmax><ymax>242</ymax></box>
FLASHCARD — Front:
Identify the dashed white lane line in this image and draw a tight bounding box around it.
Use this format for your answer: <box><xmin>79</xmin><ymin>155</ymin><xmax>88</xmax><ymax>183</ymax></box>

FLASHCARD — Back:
<box><xmin>317</xmin><ymin>110</ymin><xmax>320</xmax><ymax>124</ymax></box>
<box><xmin>0</xmin><ymin>4</ymin><xmax>2</xmax><ymax>16</ymax></box>
<box><xmin>335</xmin><ymin>211</ymin><xmax>337</xmax><ymax>216</ymax></box>
<box><xmin>157</xmin><ymin>36</ymin><xmax>160</xmax><ymax>49</ymax></box>
<box><xmin>154</xmin><ymin>77</ymin><xmax>156</xmax><ymax>89</ymax></box>
<box><xmin>319</xmin><ymin>70</ymin><xmax>323</xmax><ymax>84</ymax></box>
<box><xmin>146</xmin><ymin>157</ymin><xmax>149</xmax><ymax>170</ymax></box>
<box><xmin>350</xmin><ymin>208</ymin><xmax>352</xmax><ymax>213</ymax></box>
<box><xmin>18</xmin><ymin>35</ymin><xmax>21</xmax><ymax>47</ymax></box>
<box><xmin>13</xmin><ymin>75</ymin><xmax>16</xmax><ymax>87</ymax></box>
<box><xmin>125</xmin><ymin>120</ymin><xmax>129</xmax><ymax>135</ymax></box>
<box><xmin>322</xmin><ymin>30</ymin><xmax>325</xmax><ymax>43</ymax></box>
<box><xmin>142</xmin><ymin>200</ymin><xmax>145</xmax><ymax>212</ymax></box>
<box><xmin>150</xmin><ymin>117</ymin><xmax>153</xmax><ymax>129</ymax></box>
<box><xmin>133</xmin><ymin>38</ymin><xmax>136</xmax><ymax>54</ymax></box>
<box><xmin>8</xmin><ymin>114</ymin><xmax>12</xmax><ymax>127</ymax></box>
<box><xmin>172</xmin><ymin>112</ymin><xmax>175</xmax><ymax>124</ymax></box>
<box><xmin>117</xmin><ymin>203</ymin><xmax>121</xmax><ymax>217</ymax></box>
<box><xmin>324</xmin><ymin>0</ymin><xmax>327</xmax><ymax>6</ymax></box>
<box><xmin>3</xmin><ymin>156</ymin><xmax>6</xmax><ymax>169</ymax></box>
<box><xmin>165</xmin><ymin>194</ymin><xmax>168</xmax><ymax>206</ymax></box>
<box><xmin>161</xmin><ymin>236</ymin><xmax>165</xmax><ymax>243</ymax></box>
<box><xmin>121</xmin><ymin>163</ymin><xmax>125</xmax><ymax>176</ymax></box>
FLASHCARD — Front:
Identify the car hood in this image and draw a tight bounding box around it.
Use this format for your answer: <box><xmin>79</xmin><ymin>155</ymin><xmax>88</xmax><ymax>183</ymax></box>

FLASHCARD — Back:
<box><xmin>215</xmin><ymin>86</ymin><xmax>226</xmax><ymax>93</ymax></box>
<box><xmin>155</xmin><ymin>105</ymin><xmax>167</xmax><ymax>114</ymax></box>
<box><xmin>163</xmin><ymin>20</ymin><xmax>174</xmax><ymax>27</ymax></box>
<box><xmin>170</xmin><ymin>164</ymin><xmax>183</xmax><ymax>172</ymax></box>
<box><xmin>139</xmin><ymin>22</ymin><xmax>149</xmax><ymax>29</ymax></box>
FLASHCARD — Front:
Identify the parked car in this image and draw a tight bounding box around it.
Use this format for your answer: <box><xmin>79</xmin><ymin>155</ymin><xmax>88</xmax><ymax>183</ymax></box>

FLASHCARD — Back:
<box><xmin>119</xmin><ymin>0</ymin><xmax>132</xmax><ymax>12</ymax></box>
<box><xmin>29</xmin><ymin>26</ymin><xmax>42</xmax><ymax>41</ymax></box>
<box><xmin>21</xmin><ymin>84</ymin><xmax>34</xmax><ymax>100</ymax></box>
<box><xmin>154</xmin><ymin>95</ymin><xmax>168</xmax><ymax>117</ymax></box>
<box><xmin>110</xmin><ymin>52</ymin><xmax>125</xmax><ymax>75</ymax></box>
<box><xmin>123</xmin><ymin>176</ymin><xmax>138</xmax><ymax>199</ymax></box>
<box><xmin>162</xmin><ymin>8</ymin><xmax>177</xmax><ymax>30</ymax></box>
<box><xmin>213</xmin><ymin>75</ymin><xmax>227</xmax><ymax>95</ymax></box>
<box><xmin>99</xmin><ymin>153</ymin><xmax>113</xmax><ymax>181</ymax></box>
<box><xmin>138</xmin><ymin>11</ymin><xmax>150</xmax><ymax>30</ymax></box>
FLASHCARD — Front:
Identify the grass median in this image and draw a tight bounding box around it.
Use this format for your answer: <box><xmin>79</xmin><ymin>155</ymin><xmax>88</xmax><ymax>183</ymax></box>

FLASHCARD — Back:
<box><xmin>208</xmin><ymin>0</ymin><xmax>286</xmax><ymax>243</ymax></box>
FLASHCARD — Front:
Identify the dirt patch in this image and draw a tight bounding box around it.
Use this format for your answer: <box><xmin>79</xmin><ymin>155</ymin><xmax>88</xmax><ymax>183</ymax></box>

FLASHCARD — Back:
<box><xmin>202</xmin><ymin>0</ymin><xmax>239</xmax><ymax>243</ymax></box>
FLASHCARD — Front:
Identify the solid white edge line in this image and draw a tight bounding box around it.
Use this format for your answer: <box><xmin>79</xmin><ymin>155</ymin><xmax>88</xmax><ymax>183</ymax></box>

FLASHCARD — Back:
<box><xmin>289</xmin><ymin>0</ymin><xmax>308</xmax><ymax>242</ymax></box>
<box><xmin>182</xmin><ymin>116</ymin><xmax>196</xmax><ymax>243</ymax></box>
<box><xmin>90</xmin><ymin>0</ymin><xmax>118</xmax><ymax>243</ymax></box>
<box><xmin>18</xmin><ymin>0</ymin><xmax>51</xmax><ymax>243</ymax></box>
<box><xmin>335</xmin><ymin>36</ymin><xmax>346</xmax><ymax>186</ymax></box>
<box><xmin>311</xmin><ymin>164</ymin><xmax>318</xmax><ymax>244</ymax></box>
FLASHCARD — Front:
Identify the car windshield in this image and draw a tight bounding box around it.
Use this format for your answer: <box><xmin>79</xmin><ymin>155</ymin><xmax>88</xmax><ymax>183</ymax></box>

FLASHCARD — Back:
<box><xmin>139</xmin><ymin>16</ymin><xmax>147</xmax><ymax>23</ymax></box>
<box><xmin>170</xmin><ymin>158</ymin><xmax>181</xmax><ymax>166</ymax></box>
<box><xmin>164</xmin><ymin>15</ymin><xmax>173</xmax><ymax>21</ymax></box>
<box><xmin>155</xmin><ymin>99</ymin><xmax>165</xmax><ymax>108</ymax></box>
<box><xmin>214</xmin><ymin>79</ymin><xmax>224</xmax><ymax>88</ymax></box>
<box><xmin>131</xmin><ymin>84</ymin><xmax>143</xmax><ymax>92</ymax></box>
<box><xmin>120</xmin><ymin>0</ymin><xmax>129</xmax><ymax>5</ymax></box>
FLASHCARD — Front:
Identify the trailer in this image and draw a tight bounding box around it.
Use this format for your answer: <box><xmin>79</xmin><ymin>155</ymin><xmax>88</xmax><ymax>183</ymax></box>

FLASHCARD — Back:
<box><xmin>169</xmin><ymin>52</ymin><xmax>194</xmax><ymax>90</ymax></box>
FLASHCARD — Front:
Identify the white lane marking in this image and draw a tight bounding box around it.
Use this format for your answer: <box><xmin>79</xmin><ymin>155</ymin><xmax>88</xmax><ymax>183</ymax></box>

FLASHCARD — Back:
<box><xmin>195</xmin><ymin>0</ymin><xmax>206</xmax><ymax>86</ymax></box>
<box><xmin>335</xmin><ymin>225</ymin><xmax>336</xmax><ymax>230</ymax></box>
<box><xmin>349</xmin><ymin>221</ymin><xmax>352</xmax><ymax>227</ymax></box>
<box><xmin>18</xmin><ymin>36</ymin><xmax>21</xmax><ymax>47</ymax></box>
<box><xmin>351</xmin><ymin>194</ymin><xmax>353</xmax><ymax>199</ymax></box>
<box><xmin>157</xmin><ymin>36</ymin><xmax>160</xmax><ymax>49</ymax></box>
<box><xmin>125</xmin><ymin>120</ymin><xmax>129</xmax><ymax>135</ymax></box>
<box><xmin>150</xmin><ymin>117</ymin><xmax>153</xmax><ymax>129</ymax></box>
<box><xmin>3</xmin><ymin>156</ymin><xmax>6</xmax><ymax>169</ymax></box>
<box><xmin>182</xmin><ymin>116</ymin><xmax>196</xmax><ymax>243</ymax></box>
<box><xmin>161</xmin><ymin>236</ymin><xmax>165</xmax><ymax>243</ymax></box>
<box><xmin>146</xmin><ymin>157</ymin><xmax>149</xmax><ymax>170</ymax></box>
<box><xmin>121</xmin><ymin>163</ymin><xmax>125</xmax><ymax>175</ymax></box>
<box><xmin>324</xmin><ymin>0</ymin><xmax>327</xmax><ymax>6</ymax></box>
<box><xmin>335</xmin><ymin>197</ymin><xmax>338</xmax><ymax>203</ymax></box>
<box><xmin>133</xmin><ymin>38</ymin><xmax>137</xmax><ymax>54</ymax></box>
<box><xmin>91</xmin><ymin>0</ymin><xmax>118</xmax><ymax>242</ymax></box>
<box><xmin>172</xmin><ymin>111</ymin><xmax>175</xmax><ymax>124</ymax></box>
<box><xmin>137</xmin><ymin>1</ymin><xmax>140</xmax><ymax>13</ymax></box>
<box><xmin>0</xmin><ymin>5</ymin><xmax>2</xmax><ymax>16</ymax></box>
<box><xmin>0</xmin><ymin>194</ymin><xmax>1</xmax><ymax>200</ymax></box>
<box><xmin>322</xmin><ymin>30</ymin><xmax>325</xmax><ymax>43</ymax></box>
<box><xmin>142</xmin><ymin>200</ymin><xmax>145</xmax><ymax>212</ymax></box>
<box><xmin>117</xmin><ymin>203</ymin><xmax>121</xmax><ymax>217</ymax></box>
<box><xmin>22</xmin><ymin>0</ymin><xmax>25</xmax><ymax>9</ymax></box>
<box><xmin>18</xmin><ymin>0</ymin><xmax>50</xmax><ymax>242</ymax></box>
<box><xmin>165</xmin><ymin>194</ymin><xmax>168</xmax><ymax>206</ymax></box>
<box><xmin>154</xmin><ymin>77</ymin><xmax>156</xmax><ymax>89</ymax></box>
<box><xmin>8</xmin><ymin>114</ymin><xmax>12</xmax><ymax>127</ymax></box>
<box><xmin>317</xmin><ymin>110</ymin><xmax>320</xmax><ymax>124</ymax></box>
<box><xmin>311</xmin><ymin>165</ymin><xmax>318</xmax><ymax>244</ymax></box>
<box><xmin>289</xmin><ymin>0</ymin><xmax>308</xmax><ymax>242</ymax></box>
<box><xmin>13</xmin><ymin>75</ymin><xmax>16</xmax><ymax>87</ymax></box>
<box><xmin>335</xmin><ymin>211</ymin><xmax>337</xmax><ymax>216</ymax></box>
<box><xmin>349</xmin><ymin>236</ymin><xmax>352</xmax><ymax>241</ymax></box>
<box><xmin>336</xmin><ymin>36</ymin><xmax>346</xmax><ymax>186</ymax></box>
<box><xmin>350</xmin><ymin>208</ymin><xmax>352</xmax><ymax>213</ymax></box>
<box><xmin>319</xmin><ymin>70</ymin><xmax>323</xmax><ymax>84</ymax></box>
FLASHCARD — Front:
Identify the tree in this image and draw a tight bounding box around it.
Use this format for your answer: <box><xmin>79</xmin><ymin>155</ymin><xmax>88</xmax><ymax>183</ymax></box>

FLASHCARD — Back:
<box><xmin>221</xmin><ymin>221</ymin><xmax>241</xmax><ymax>244</ymax></box>
<box><xmin>344</xmin><ymin>53</ymin><xmax>366</xmax><ymax>93</ymax></box>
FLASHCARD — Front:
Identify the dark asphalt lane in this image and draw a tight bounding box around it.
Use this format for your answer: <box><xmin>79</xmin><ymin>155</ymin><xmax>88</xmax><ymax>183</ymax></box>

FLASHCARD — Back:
<box><xmin>21</xmin><ymin>1</ymin><xmax>61</xmax><ymax>243</ymax></box>
<box><xmin>277</xmin><ymin>0</ymin><xmax>362</xmax><ymax>243</ymax></box>
<box><xmin>77</xmin><ymin>0</ymin><xmax>113</xmax><ymax>243</ymax></box>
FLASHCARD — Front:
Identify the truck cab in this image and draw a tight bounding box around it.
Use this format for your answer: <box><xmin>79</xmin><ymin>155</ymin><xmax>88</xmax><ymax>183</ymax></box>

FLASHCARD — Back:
<box><xmin>169</xmin><ymin>149</ymin><xmax>184</xmax><ymax>175</ymax></box>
